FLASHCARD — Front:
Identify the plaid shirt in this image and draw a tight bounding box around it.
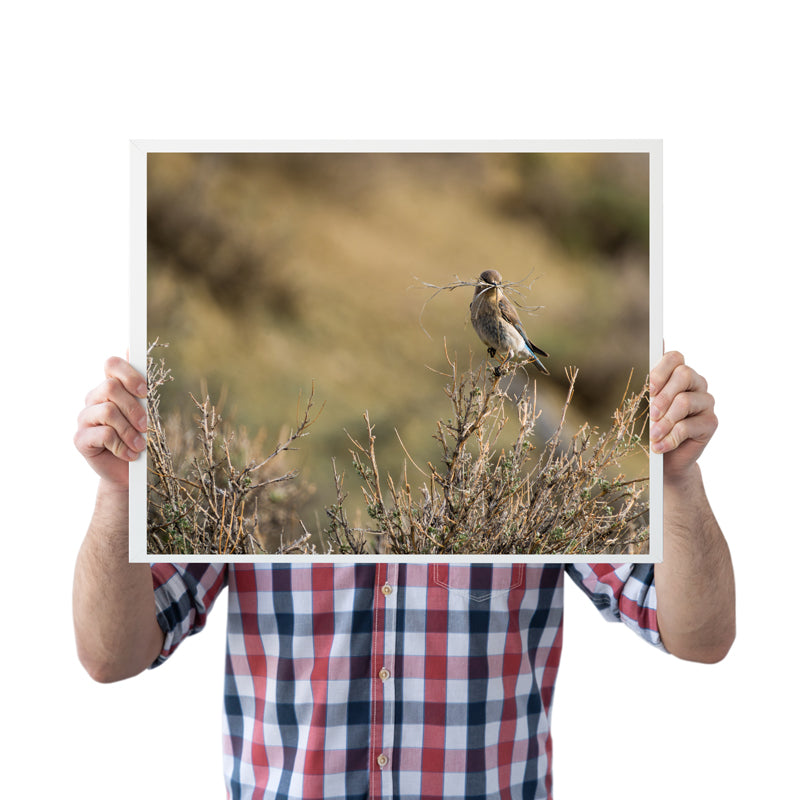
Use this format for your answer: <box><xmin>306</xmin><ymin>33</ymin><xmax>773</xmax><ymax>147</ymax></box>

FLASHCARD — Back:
<box><xmin>152</xmin><ymin>563</ymin><xmax>663</xmax><ymax>800</ymax></box>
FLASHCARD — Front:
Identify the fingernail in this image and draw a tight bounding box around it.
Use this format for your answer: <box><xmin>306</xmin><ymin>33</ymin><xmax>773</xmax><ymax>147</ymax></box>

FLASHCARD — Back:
<box><xmin>651</xmin><ymin>440</ymin><xmax>665</xmax><ymax>453</ymax></box>
<box><xmin>136</xmin><ymin>382</ymin><xmax>147</xmax><ymax>398</ymax></box>
<box><xmin>133</xmin><ymin>435</ymin><xmax>146</xmax><ymax>450</ymax></box>
<box><xmin>137</xmin><ymin>414</ymin><xmax>148</xmax><ymax>431</ymax></box>
<box><xmin>126</xmin><ymin>448</ymin><xmax>140</xmax><ymax>460</ymax></box>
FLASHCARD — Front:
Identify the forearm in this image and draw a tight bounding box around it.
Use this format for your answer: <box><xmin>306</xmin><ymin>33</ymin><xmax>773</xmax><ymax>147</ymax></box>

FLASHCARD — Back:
<box><xmin>73</xmin><ymin>481</ymin><xmax>165</xmax><ymax>682</ymax></box>
<box><xmin>655</xmin><ymin>464</ymin><xmax>735</xmax><ymax>663</ymax></box>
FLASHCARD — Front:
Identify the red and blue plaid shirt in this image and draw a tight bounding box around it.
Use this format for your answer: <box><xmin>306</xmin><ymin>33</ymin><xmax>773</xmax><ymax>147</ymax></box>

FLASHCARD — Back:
<box><xmin>152</xmin><ymin>562</ymin><xmax>663</xmax><ymax>800</ymax></box>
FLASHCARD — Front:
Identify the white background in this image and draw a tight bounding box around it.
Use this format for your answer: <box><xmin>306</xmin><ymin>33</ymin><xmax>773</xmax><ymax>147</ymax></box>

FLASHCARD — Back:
<box><xmin>3</xmin><ymin>3</ymin><xmax>797</xmax><ymax>798</ymax></box>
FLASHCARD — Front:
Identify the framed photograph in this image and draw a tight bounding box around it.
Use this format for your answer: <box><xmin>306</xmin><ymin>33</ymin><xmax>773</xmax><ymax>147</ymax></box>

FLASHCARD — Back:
<box><xmin>130</xmin><ymin>141</ymin><xmax>662</xmax><ymax>563</ymax></box>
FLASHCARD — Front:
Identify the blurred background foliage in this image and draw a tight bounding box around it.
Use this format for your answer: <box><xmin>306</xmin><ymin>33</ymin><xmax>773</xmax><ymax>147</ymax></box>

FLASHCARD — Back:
<box><xmin>147</xmin><ymin>151</ymin><xmax>650</xmax><ymax>551</ymax></box>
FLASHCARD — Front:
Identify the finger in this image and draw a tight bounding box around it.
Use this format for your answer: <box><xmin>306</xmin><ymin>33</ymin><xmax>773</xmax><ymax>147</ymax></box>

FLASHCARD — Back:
<box><xmin>74</xmin><ymin>420</ymin><xmax>142</xmax><ymax>462</ymax></box>
<box><xmin>651</xmin><ymin>412</ymin><xmax>718</xmax><ymax>455</ymax></box>
<box><xmin>650</xmin><ymin>361</ymin><xmax>708</xmax><ymax>422</ymax></box>
<box><xmin>649</xmin><ymin>350</ymin><xmax>685</xmax><ymax>397</ymax></box>
<box><xmin>650</xmin><ymin>389</ymin><xmax>715</xmax><ymax>442</ymax></box>
<box><xmin>78</xmin><ymin>401</ymin><xmax>147</xmax><ymax>454</ymax></box>
<box><xmin>104</xmin><ymin>356</ymin><xmax>147</xmax><ymax>399</ymax></box>
<box><xmin>85</xmin><ymin>376</ymin><xmax>148</xmax><ymax>433</ymax></box>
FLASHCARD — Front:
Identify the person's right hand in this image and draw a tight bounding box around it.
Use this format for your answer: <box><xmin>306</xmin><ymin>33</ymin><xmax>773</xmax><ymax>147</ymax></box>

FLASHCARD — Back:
<box><xmin>74</xmin><ymin>357</ymin><xmax>148</xmax><ymax>489</ymax></box>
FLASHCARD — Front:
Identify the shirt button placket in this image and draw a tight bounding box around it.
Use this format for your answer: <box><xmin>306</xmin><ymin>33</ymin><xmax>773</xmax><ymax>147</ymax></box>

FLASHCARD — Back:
<box><xmin>379</xmin><ymin>563</ymin><xmax>398</xmax><ymax>794</ymax></box>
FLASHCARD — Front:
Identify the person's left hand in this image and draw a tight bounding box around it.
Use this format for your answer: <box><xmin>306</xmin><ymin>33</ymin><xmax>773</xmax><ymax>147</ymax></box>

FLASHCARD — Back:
<box><xmin>649</xmin><ymin>350</ymin><xmax>718</xmax><ymax>482</ymax></box>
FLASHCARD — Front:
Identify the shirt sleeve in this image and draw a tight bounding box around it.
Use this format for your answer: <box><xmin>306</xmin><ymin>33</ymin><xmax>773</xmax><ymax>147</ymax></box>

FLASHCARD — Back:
<box><xmin>149</xmin><ymin>563</ymin><xmax>228</xmax><ymax>667</ymax></box>
<box><xmin>565</xmin><ymin>563</ymin><xmax>665</xmax><ymax>651</ymax></box>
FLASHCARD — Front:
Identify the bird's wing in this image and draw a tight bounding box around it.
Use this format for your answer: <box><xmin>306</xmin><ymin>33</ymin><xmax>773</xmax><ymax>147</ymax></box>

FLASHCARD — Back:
<box><xmin>499</xmin><ymin>294</ymin><xmax>548</xmax><ymax>357</ymax></box>
<box><xmin>498</xmin><ymin>293</ymin><xmax>524</xmax><ymax>328</ymax></box>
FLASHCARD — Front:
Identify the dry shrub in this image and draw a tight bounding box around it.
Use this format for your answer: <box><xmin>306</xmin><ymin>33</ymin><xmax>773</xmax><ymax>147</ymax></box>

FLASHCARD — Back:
<box><xmin>327</xmin><ymin>354</ymin><xmax>650</xmax><ymax>556</ymax></box>
<box><xmin>146</xmin><ymin>344</ymin><xmax>650</xmax><ymax>557</ymax></box>
<box><xmin>146</xmin><ymin>343</ymin><xmax>319</xmax><ymax>555</ymax></box>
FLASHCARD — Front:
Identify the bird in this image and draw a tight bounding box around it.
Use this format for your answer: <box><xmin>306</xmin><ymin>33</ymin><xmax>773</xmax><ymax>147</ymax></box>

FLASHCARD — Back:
<box><xmin>470</xmin><ymin>269</ymin><xmax>550</xmax><ymax>375</ymax></box>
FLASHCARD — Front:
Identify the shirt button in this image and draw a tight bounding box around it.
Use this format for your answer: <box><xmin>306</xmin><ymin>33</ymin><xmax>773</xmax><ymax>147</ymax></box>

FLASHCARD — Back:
<box><xmin>378</xmin><ymin>667</ymin><xmax>390</xmax><ymax>681</ymax></box>
<box><xmin>377</xmin><ymin>753</ymin><xmax>389</xmax><ymax>768</ymax></box>
<box><xmin>381</xmin><ymin>584</ymin><xmax>392</xmax><ymax>596</ymax></box>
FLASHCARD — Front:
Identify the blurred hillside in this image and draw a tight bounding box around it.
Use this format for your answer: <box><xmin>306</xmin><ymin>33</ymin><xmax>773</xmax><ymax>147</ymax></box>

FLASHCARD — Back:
<box><xmin>147</xmin><ymin>151</ymin><xmax>650</xmax><ymax>551</ymax></box>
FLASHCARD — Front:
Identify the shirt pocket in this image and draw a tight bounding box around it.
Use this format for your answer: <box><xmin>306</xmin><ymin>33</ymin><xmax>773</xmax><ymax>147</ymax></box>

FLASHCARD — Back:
<box><xmin>432</xmin><ymin>563</ymin><xmax>525</xmax><ymax>603</ymax></box>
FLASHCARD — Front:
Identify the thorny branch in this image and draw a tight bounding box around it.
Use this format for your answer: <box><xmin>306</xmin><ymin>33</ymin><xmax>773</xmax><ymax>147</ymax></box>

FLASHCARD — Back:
<box><xmin>146</xmin><ymin>342</ymin><xmax>320</xmax><ymax>555</ymax></box>
<box><xmin>146</xmin><ymin>342</ymin><xmax>650</xmax><ymax>557</ymax></box>
<box><xmin>330</xmin><ymin>353</ymin><xmax>650</xmax><ymax>556</ymax></box>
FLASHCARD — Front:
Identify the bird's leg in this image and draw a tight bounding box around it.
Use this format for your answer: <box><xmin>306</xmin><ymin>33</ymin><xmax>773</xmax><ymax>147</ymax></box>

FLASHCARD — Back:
<box><xmin>493</xmin><ymin>353</ymin><xmax>511</xmax><ymax>378</ymax></box>
<box><xmin>486</xmin><ymin>345</ymin><xmax>502</xmax><ymax>375</ymax></box>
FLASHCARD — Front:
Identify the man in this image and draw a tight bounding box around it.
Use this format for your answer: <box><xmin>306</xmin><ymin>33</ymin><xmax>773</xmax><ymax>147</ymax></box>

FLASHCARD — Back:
<box><xmin>73</xmin><ymin>351</ymin><xmax>734</xmax><ymax>800</ymax></box>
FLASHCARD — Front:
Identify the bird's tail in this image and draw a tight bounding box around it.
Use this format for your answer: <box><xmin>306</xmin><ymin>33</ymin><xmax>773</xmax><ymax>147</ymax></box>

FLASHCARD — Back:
<box><xmin>525</xmin><ymin>339</ymin><xmax>548</xmax><ymax>358</ymax></box>
<box><xmin>524</xmin><ymin>339</ymin><xmax>550</xmax><ymax>375</ymax></box>
<box><xmin>528</xmin><ymin>354</ymin><xmax>550</xmax><ymax>375</ymax></box>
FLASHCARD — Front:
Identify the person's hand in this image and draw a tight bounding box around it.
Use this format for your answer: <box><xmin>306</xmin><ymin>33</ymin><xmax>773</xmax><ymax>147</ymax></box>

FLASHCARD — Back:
<box><xmin>74</xmin><ymin>357</ymin><xmax>148</xmax><ymax>489</ymax></box>
<box><xmin>649</xmin><ymin>350</ymin><xmax>718</xmax><ymax>482</ymax></box>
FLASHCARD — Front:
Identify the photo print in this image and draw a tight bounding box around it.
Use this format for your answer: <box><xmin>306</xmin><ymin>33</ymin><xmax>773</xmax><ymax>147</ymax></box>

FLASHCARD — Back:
<box><xmin>129</xmin><ymin>142</ymin><xmax>662</xmax><ymax>562</ymax></box>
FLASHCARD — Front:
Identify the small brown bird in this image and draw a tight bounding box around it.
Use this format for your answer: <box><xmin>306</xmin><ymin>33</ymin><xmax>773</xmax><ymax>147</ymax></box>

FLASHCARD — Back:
<box><xmin>470</xmin><ymin>269</ymin><xmax>549</xmax><ymax>375</ymax></box>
